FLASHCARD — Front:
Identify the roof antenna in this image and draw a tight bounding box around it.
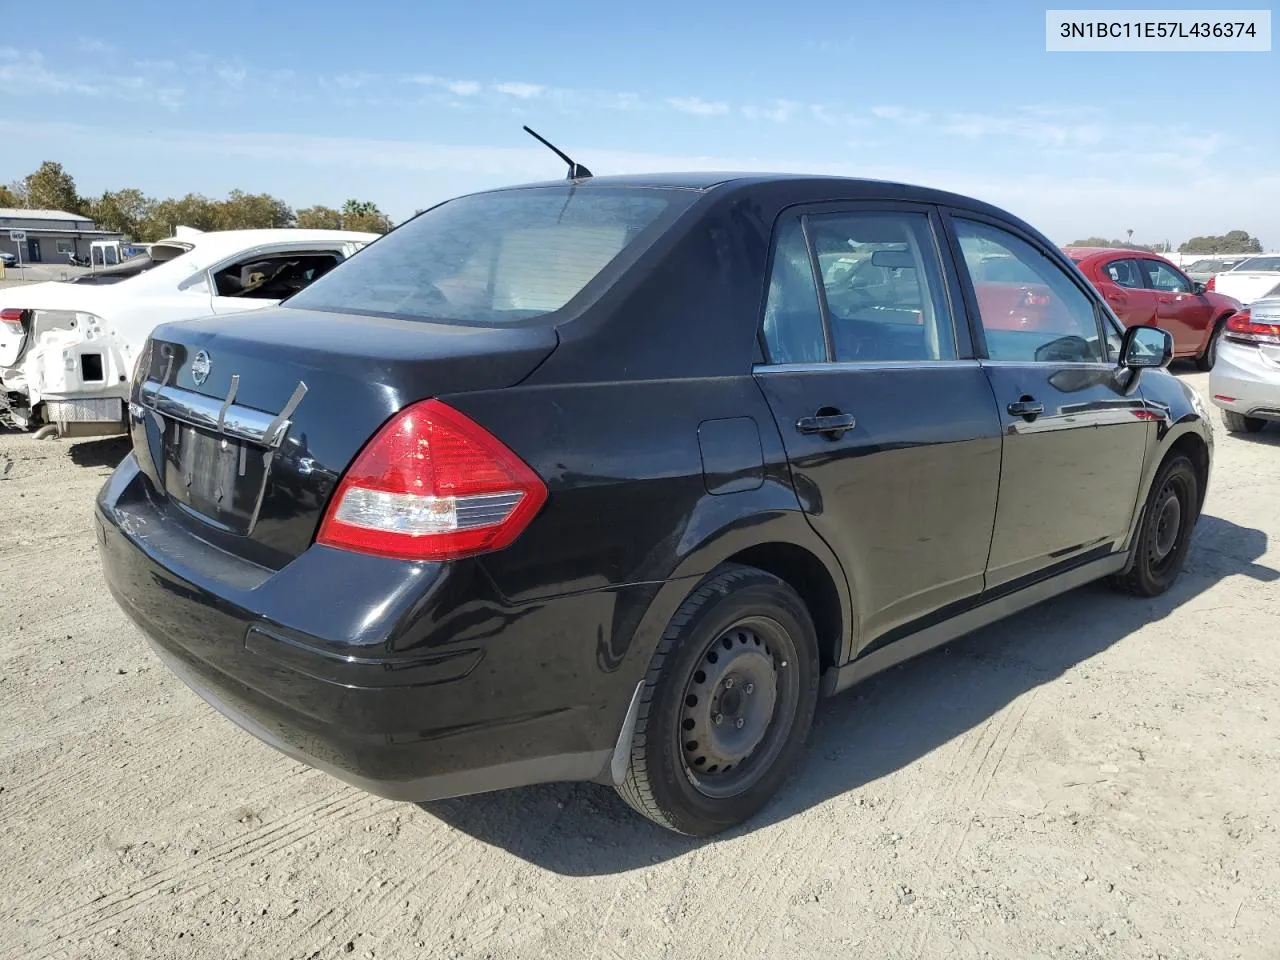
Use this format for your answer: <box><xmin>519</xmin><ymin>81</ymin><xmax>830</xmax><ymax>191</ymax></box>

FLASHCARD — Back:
<box><xmin>522</xmin><ymin>125</ymin><xmax>592</xmax><ymax>180</ymax></box>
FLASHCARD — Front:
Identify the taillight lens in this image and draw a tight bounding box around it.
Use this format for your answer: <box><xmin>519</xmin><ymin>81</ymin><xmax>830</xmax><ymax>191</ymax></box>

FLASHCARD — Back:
<box><xmin>0</xmin><ymin>307</ymin><xmax>25</xmax><ymax>337</ymax></box>
<box><xmin>1205</xmin><ymin>276</ymin><xmax>1216</xmax><ymax>291</ymax></box>
<box><xmin>316</xmin><ymin>399</ymin><xmax>548</xmax><ymax>562</ymax></box>
<box><xmin>1224</xmin><ymin>309</ymin><xmax>1280</xmax><ymax>346</ymax></box>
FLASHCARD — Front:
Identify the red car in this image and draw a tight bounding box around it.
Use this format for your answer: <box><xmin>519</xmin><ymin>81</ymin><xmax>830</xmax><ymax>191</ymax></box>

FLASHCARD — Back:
<box><xmin>1064</xmin><ymin>247</ymin><xmax>1242</xmax><ymax>369</ymax></box>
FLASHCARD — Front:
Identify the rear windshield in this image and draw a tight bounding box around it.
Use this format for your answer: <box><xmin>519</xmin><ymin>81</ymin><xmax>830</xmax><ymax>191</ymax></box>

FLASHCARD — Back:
<box><xmin>285</xmin><ymin>185</ymin><xmax>688</xmax><ymax>324</ymax></box>
<box><xmin>1234</xmin><ymin>256</ymin><xmax>1280</xmax><ymax>272</ymax></box>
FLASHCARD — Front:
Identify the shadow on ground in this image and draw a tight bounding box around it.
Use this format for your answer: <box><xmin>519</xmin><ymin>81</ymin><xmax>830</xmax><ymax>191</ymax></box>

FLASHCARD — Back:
<box><xmin>69</xmin><ymin>436</ymin><xmax>132</xmax><ymax>469</ymax></box>
<box><xmin>421</xmin><ymin>514</ymin><xmax>1275</xmax><ymax>876</ymax></box>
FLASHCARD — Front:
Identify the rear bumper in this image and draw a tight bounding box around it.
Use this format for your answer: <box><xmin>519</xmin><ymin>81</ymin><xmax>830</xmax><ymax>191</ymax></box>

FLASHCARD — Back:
<box><xmin>95</xmin><ymin>456</ymin><xmax>639</xmax><ymax>801</ymax></box>
<box><xmin>1209</xmin><ymin>342</ymin><xmax>1280</xmax><ymax>421</ymax></box>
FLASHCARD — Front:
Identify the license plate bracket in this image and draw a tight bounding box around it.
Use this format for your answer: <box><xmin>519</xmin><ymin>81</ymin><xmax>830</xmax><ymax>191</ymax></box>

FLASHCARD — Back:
<box><xmin>161</xmin><ymin>420</ymin><xmax>268</xmax><ymax>535</ymax></box>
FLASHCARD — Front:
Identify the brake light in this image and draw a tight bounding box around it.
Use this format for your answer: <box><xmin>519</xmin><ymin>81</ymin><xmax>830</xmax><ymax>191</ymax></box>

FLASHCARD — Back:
<box><xmin>0</xmin><ymin>308</ymin><xmax>24</xmax><ymax>335</ymax></box>
<box><xmin>1224</xmin><ymin>310</ymin><xmax>1280</xmax><ymax>346</ymax></box>
<box><xmin>1205</xmin><ymin>276</ymin><xmax>1216</xmax><ymax>291</ymax></box>
<box><xmin>316</xmin><ymin>399</ymin><xmax>548</xmax><ymax>561</ymax></box>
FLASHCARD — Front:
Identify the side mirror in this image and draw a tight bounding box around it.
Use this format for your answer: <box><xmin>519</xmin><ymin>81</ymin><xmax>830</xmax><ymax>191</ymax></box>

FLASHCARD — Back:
<box><xmin>1193</xmin><ymin>281</ymin><xmax>1207</xmax><ymax>294</ymax></box>
<box><xmin>1119</xmin><ymin>325</ymin><xmax>1173</xmax><ymax>369</ymax></box>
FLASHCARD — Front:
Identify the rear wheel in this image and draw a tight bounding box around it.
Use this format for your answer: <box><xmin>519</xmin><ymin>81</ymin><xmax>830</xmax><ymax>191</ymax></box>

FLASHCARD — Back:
<box><xmin>1112</xmin><ymin>454</ymin><xmax>1199</xmax><ymax>597</ymax></box>
<box><xmin>1222</xmin><ymin>409</ymin><xmax>1267</xmax><ymax>434</ymax></box>
<box><xmin>615</xmin><ymin>565</ymin><xmax>820</xmax><ymax>836</ymax></box>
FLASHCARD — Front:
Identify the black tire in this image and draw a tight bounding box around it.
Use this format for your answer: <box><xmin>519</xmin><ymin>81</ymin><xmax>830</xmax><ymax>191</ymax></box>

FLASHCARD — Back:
<box><xmin>1221</xmin><ymin>409</ymin><xmax>1267</xmax><ymax>434</ymax></box>
<box><xmin>1195</xmin><ymin>321</ymin><xmax>1224</xmax><ymax>371</ymax></box>
<box><xmin>1112</xmin><ymin>454</ymin><xmax>1200</xmax><ymax>597</ymax></box>
<box><xmin>615</xmin><ymin>564</ymin><xmax>820</xmax><ymax>836</ymax></box>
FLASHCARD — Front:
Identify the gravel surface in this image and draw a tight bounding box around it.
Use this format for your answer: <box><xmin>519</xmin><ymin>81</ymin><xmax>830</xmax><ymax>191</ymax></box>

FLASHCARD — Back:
<box><xmin>1</xmin><ymin>368</ymin><xmax>1277</xmax><ymax>960</ymax></box>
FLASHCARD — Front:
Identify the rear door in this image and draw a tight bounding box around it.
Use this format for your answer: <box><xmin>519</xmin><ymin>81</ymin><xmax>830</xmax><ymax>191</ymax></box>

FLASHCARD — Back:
<box><xmin>946</xmin><ymin>213</ymin><xmax>1150</xmax><ymax>589</ymax></box>
<box><xmin>753</xmin><ymin>202</ymin><xmax>1003</xmax><ymax>652</ymax></box>
<box><xmin>1096</xmin><ymin>257</ymin><xmax>1158</xmax><ymax>328</ymax></box>
<box><xmin>1140</xmin><ymin>257</ymin><xmax>1210</xmax><ymax>354</ymax></box>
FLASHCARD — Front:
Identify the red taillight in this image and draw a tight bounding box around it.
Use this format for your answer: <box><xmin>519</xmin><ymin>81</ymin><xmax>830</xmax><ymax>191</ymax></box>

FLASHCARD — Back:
<box><xmin>316</xmin><ymin>399</ymin><xmax>548</xmax><ymax>562</ymax></box>
<box><xmin>1205</xmin><ymin>276</ymin><xmax>1216</xmax><ymax>291</ymax></box>
<box><xmin>0</xmin><ymin>308</ymin><xmax>24</xmax><ymax>338</ymax></box>
<box><xmin>1224</xmin><ymin>309</ymin><xmax>1280</xmax><ymax>346</ymax></box>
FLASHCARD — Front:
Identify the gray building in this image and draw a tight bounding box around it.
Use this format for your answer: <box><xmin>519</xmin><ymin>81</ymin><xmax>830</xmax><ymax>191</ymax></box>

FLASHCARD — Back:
<box><xmin>0</xmin><ymin>208</ymin><xmax>123</xmax><ymax>264</ymax></box>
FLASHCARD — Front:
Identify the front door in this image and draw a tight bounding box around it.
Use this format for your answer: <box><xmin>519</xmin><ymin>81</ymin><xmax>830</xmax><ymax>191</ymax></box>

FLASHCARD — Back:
<box><xmin>1141</xmin><ymin>258</ymin><xmax>1211</xmax><ymax>355</ymax></box>
<box><xmin>948</xmin><ymin>214</ymin><xmax>1151</xmax><ymax>589</ymax></box>
<box><xmin>753</xmin><ymin>204</ymin><xmax>1003</xmax><ymax>651</ymax></box>
<box><xmin>26</xmin><ymin>238</ymin><xmax>41</xmax><ymax>262</ymax></box>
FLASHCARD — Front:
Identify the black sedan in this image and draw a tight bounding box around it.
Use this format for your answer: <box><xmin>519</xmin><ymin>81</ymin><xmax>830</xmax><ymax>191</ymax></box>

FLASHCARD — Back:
<box><xmin>96</xmin><ymin>172</ymin><xmax>1212</xmax><ymax>836</ymax></box>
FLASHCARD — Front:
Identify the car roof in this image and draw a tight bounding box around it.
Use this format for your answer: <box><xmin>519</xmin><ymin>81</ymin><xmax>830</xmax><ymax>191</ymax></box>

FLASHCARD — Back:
<box><xmin>477</xmin><ymin>172</ymin><xmax>1028</xmax><ymax>219</ymax></box>
<box><xmin>1062</xmin><ymin>246</ymin><xmax>1170</xmax><ymax>263</ymax></box>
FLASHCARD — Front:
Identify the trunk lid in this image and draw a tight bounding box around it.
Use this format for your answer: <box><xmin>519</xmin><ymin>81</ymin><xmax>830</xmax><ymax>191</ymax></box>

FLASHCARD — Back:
<box><xmin>131</xmin><ymin>305</ymin><xmax>557</xmax><ymax>567</ymax></box>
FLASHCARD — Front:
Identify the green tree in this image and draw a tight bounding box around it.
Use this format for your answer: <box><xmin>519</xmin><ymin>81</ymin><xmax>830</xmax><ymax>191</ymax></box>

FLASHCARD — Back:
<box><xmin>140</xmin><ymin>193</ymin><xmax>220</xmax><ymax>240</ymax></box>
<box><xmin>1068</xmin><ymin>236</ymin><xmax>1158</xmax><ymax>251</ymax></box>
<box><xmin>1178</xmin><ymin>230</ymin><xmax>1263</xmax><ymax>255</ymax></box>
<box><xmin>0</xmin><ymin>183</ymin><xmax>22</xmax><ymax>208</ymax></box>
<box><xmin>214</xmin><ymin>190</ymin><xmax>295</xmax><ymax>230</ymax></box>
<box><xmin>296</xmin><ymin>205</ymin><xmax>344</xmax><ymax>230</ymax></box>
<box><xmin>23</xmin><ymin>161</ymin><xmax>85</xmax><ymax>214</ymax></box>
<box><xmin>340</xmin><ymin>198</ymin><xmax>392</xmax><ymax>234</ymax></box>
<box><xmin>87</xmin><ymin>188</ymin><xmax>154</xmax><ymax>239</ymax></box>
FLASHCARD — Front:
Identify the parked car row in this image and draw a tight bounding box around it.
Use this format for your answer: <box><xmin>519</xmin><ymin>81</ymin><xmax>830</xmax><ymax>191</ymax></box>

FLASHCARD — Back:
<box><xmin>91</xmin><ymin>171</ymin><xmax>1215</xmax><ymax>836</ymax></box>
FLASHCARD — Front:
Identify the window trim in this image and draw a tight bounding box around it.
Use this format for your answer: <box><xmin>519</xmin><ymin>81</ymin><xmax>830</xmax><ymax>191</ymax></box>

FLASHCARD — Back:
<box><xmin>756</xmin><ymin>200</ymin><xmax>972</xmax><ymax>366</ymax></box>
<box><xmin>940</xmin><ymin>208</ymin><xmax>1112</xmax><ymax>365</ymax></box>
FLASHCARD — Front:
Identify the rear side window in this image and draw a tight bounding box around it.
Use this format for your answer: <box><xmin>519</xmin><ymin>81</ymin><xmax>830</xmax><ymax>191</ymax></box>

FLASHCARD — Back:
<box><xmin>760</xmin><ymin>209</ymin><xmax>957</xmax><ymax>364</ymax></box>
<box><xmin>761</xmin><ymin>220</ymin><xmax>826</xmax><ymax>364</ymax></box>
<box><xmin>1103</xmin><ymin>259</ymin><xmax>1143</xmax><ymax>288</ymax></box>
<box><xmin>285</xmin><ymin>186</ymin><xmax>683</xmax><ymax>324</ymax></box>
<box><xmin>807</xmin><ymin>211</ymin><xmax>956</xmax><ymax>362</ymax></box>
<box><xmin>954</xmin><ymin>218</ymin><xmax>1105</xmax><ymax>363</ymax></box>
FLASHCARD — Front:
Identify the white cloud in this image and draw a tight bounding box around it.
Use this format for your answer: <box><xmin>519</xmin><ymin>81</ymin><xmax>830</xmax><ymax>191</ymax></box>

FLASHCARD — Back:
<box><xmin>333</xmin><ymin>73</ymin><xmax>375</xmax><ymax>90</ymax></box>
<box><xmin>133</xmin><ymin>59</ymin><xmax>177</xmax><ymax>71</ymax></box>
<box><xmin>215</xmin><ymin>63</ymin><xmax>248</xmax><ymax>88</ymax></box>
<box><xmin>871</xmin><ymin>105</ymin><xmax>931</xmax><ymax>125</ymax></box>
<box><xmin>494</xmin><ymin>81</ymin><xmax>545</xmax><ymax>99</ymax></box>
<box><xmin>742</xmin><ymin>100</ymin><xmax>802</xmax><ymax>123</ymax></box>
<box><xmin>667</xmin><ymin>96</ymin><xmax>729</xmax><ymax>116</ymax></box>
<box><xmin>446</xmin><ymin>80</ymin><xmax>481</xmax><ymax>96</ymax></box>
<box><xmin>75</xmin><ymin>37</ymin><xmax>117</xmax><ymax>55</ymax></box>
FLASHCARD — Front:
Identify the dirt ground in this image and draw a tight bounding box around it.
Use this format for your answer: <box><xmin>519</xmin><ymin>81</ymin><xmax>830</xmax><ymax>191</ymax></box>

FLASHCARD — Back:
<box><xmin>1</xmin><ymin>367</ymin><xmax>1278</xmax><ymax>960</ymax></box>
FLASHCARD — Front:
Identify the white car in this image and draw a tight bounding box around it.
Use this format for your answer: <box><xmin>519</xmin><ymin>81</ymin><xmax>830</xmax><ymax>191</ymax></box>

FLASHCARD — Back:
<box><xmin>1209</xmin><ymin>291</ymin><xmax>1280</xmax><ymax>434</ymax></box>
<box><xmin>1208</xmin><ymin>254</ymin><xmax>1280</xmax><ymax>305</ymax></box>
<box><xmin>0</xmin><ymin>228</ymin><xmax>377</xmax><ymax>438</ymax></box>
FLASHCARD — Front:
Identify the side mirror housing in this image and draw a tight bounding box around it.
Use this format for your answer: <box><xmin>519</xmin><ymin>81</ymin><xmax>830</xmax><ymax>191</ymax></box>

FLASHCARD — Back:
<box><xmin>1193</xmin><ymin>280</ymin><xmax>1207</xmax><ymax>294</ymax></box>
<box><xmin>1119</xmin><ymin>324</ymin><xmax>1174</xmax><ymax>369</ymax></box>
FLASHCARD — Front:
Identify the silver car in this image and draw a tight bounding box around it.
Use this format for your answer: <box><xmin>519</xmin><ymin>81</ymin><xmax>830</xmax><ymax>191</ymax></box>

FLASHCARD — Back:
<box><xmin>1210</xmin><ymin>281</ymin><xmax>1280</xmax><ymax>433</ymax></box>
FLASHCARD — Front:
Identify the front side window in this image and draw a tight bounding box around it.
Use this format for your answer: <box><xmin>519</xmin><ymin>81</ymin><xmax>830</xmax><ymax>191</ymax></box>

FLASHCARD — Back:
<box><xmin>1103</xmin><ymin>259</ymin><xmax>1144</xmax><ymax>289</ymax></box>
<box><xmin>806</xmin><ymin>211</ymin><xmax>957</xmax><ymax>362</ymax></box>
<box><xmin>954</xmin><ymin>218</ymin><xmax>1104</xmax><ymax>363</ymax></box>
<box><xmin>286</xmin><ymin>186</ymin><xmax>686</xmax><ymax>325</ymax></box>
<box><xmin>1141</xmin><ymin>260</ymin><xmax>1190</xmax><ymax>293</ymax></box>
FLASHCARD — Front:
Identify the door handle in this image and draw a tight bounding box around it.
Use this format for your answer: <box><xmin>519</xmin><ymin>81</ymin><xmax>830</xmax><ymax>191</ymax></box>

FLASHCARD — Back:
<box><xmin>796</xmin><ymin>412</ymin><xmax>856</xmax><ymax>436</ymax></box>
<box><xmin>1007</xmin><ymin>399</ymin><xmax>1044</xmax><ymax>418</ymax></box>
<box><xmin>1158</xmin><ymin>296</ymin><xmax>1174</xmax><ymax>304</ymax></box>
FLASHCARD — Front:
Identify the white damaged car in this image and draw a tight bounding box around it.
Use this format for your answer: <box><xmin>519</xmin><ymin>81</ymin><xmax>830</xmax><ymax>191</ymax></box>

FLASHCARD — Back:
<box><xmin>0</xmin><ymin>227</ymin><xmax>377</xmax><ymax>438</ymax></box>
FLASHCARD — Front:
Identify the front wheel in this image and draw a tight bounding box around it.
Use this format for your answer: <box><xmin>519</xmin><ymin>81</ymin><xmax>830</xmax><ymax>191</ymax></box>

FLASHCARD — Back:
<box><xmin>1222</xmin><ymin>409</ymin><xmax>1267</xmax><ymax>434</ymax></box>
<box><xmin>615</xmin><ymin>565</ymin><xmax>820</xmax><ymax>836</ymax></box>
<box><xmin>1112</xmin><ymin>454</ymin><xmax>1200</xmax><ymax>597</ymax></box>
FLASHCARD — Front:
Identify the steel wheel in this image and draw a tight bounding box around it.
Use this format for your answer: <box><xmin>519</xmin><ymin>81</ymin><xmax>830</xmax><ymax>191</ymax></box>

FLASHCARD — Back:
<box><xmin>678</xmin><ymin>616</ymin><xmax>799</xmax><ymax>799</ymax></box>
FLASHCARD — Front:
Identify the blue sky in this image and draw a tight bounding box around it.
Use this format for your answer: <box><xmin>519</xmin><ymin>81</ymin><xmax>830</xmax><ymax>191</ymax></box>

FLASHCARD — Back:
<box><xmin>2</xmin><ymin>0</ymin><xmax>1277</xmax><ymax>246</ymax></box>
